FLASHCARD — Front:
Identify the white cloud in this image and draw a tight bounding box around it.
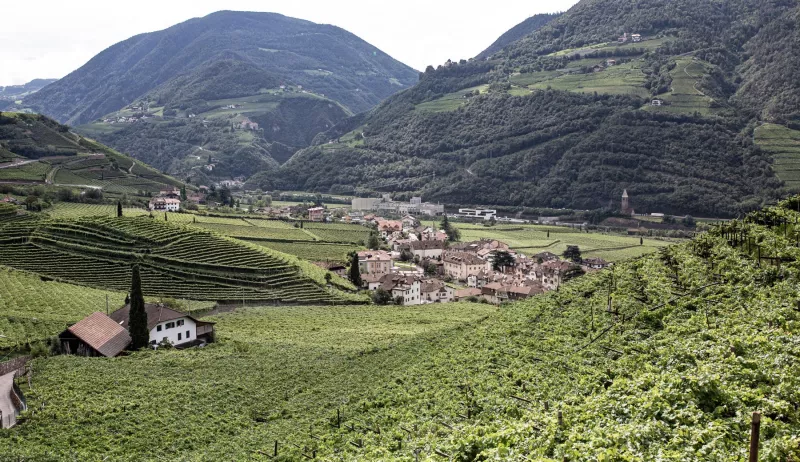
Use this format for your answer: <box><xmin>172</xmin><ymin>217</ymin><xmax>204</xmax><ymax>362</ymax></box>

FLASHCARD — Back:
<box><xmin>0</xmin><ymin>0</ymin><xmax>578</xmax><ymax>86</ymax></box>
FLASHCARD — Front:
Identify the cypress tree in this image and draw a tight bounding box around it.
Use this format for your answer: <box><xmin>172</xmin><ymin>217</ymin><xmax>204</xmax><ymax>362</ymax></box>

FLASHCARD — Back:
<box><xmin>128</xmin><ymin>265</ymin><xmax>149</xmax><ymax>350</ymax></box>
<box><xmin>348</xmin><ymin>252</ymin><xmax>362</xmax><ymax>288</ymax></box>
<box><xmin>117</xmin><ymin>201</ymin><xmax>123</xmax><ymax>217</ymax></box>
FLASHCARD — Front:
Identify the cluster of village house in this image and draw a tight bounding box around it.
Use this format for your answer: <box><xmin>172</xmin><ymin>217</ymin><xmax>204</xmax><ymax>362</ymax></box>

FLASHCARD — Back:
<box><xmin>320</xmin><ymin>214</ymin><xmax>610</xmax><ymax>306</ymax></box>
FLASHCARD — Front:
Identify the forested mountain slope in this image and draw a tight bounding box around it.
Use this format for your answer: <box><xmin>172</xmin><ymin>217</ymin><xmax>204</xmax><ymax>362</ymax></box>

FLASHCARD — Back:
<box><xmin>274</xmin><ymin>0</ymin><xmax>800</xmax><ymax>216</ymax></box>
<box><xmin>0</xmin><ymin>112</ymin><xmax>180</xmax><ymax>193</ymax></box>
<box><xmin>0</xmin><ymin>79</ymin><xmax>56</xmax><ymax>101</ymax></box>
<box><xmin>25</xmin><ymin>11</ymin><xmax>417</xmax><ymax>125</ymax></box>
<box><xmin>18</xmin><ymin>11</ymin><xmax>418</xmax><ymax>181</ymax></box>
<box><xmin>477</xmin><ymin>13</ymin><xmax>562</xmax><ymax>59</ymax></box>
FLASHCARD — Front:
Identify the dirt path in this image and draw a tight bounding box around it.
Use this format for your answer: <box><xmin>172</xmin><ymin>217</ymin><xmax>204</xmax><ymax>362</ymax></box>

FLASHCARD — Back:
<box><xmin>0</xmin><ymin>159</ymin><xmax>36</xmax><ymax>169</ymax></box>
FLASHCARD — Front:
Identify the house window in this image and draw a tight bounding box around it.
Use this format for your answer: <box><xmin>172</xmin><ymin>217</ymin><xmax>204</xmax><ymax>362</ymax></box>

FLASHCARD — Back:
<box><xmin>165</xmin><ymin>322</ymin><xmax>175</xmax><ymax>329</ymax></box>
<box><xmin>178</xmin><ymin>333</ymin><xmax>182</xmax><ymax>341</ymax></box>
<box><xmin>177</xmin><ymin>319</ymin><xmax>184</xmax><ymax>327</ymax></box>
<box><xmin>157</xmin><ymin>325</ymin><xmax>162</xmax><ymax>332</ymax></box>
<box><xmin>186</xmin><ymin>330</ymin><xmax>190</xmax><ymax>338</ymax></box>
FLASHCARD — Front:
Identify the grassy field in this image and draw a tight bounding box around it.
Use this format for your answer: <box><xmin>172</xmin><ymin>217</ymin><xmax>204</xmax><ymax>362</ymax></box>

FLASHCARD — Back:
<box><xmin>3</xmin><ymin>303</ymin><xmax>495</xmax><ymax>460</ymax></box>
<box><xmin>415</xmin><ymin>85</ymin><xmax>489</xmax><ymax>113</ymax></box>
<box><xmin>755</xmin><ymin>123</ymin><xmax>800</xmax><ymax>189</ymax></box>
<box><xmin>528</xmin><ymin>61</ymin><xmax>649</xmax><ymax>97</ymax></box>
<box><xmin>424</xmin><ymin>221</ymin><xmax>672</xmax><ymax>262</ymax></box>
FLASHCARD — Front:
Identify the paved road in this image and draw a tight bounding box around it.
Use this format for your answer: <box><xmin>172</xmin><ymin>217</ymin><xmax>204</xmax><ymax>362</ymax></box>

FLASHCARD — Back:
<box><xmin>0</xmin><ymin>371</ymin><xmax>16</xmax><ymax>428</ymax></box>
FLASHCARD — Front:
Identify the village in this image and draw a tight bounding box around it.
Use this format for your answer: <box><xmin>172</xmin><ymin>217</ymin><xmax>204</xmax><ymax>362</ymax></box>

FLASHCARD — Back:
<box><xmin>344</xmin><ymin>213</ymin><xmax>609</xmax><ymax>306</ymax></box>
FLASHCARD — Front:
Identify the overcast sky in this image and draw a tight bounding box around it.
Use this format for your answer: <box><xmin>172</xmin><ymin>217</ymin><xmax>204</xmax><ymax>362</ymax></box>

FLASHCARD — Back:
<box><xmin>1</xmin><ymin>0</ymin><xmax>579</xmax><ymax>86</ymax></box>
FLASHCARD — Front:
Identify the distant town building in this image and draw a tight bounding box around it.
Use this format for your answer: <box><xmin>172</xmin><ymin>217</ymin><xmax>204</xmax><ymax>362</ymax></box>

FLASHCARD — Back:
<box><xmin>351</xmin><ymin>194</ymin><xmax>444</xmax><ymax>216</ymax></box>
<box><xmin>358</xmin><ymin>250</ymin><xmax>393</xmax><ymax>277</ymax></box>
<box><xmin>308</xmin><ymin>207</ymin><xmax>325</xmax><ymax>222</ymax></box>
<box><xmin>149</xmin><ymin>197</ymin><xmax>180</xmax><ymax>212</ymax></box>
<box><xmin>458</xmin><ymin>208</ymin><xmax>497</xmax><ymax>220</ymax></box>
<box><xmin>378</xmin><ymin>274</ymin><xmax>422</xmax><ymax>305</ymax></box>
<box><xmin>443</xmin><ymin>252</ymin><xmax>486</xmax><ymax>281</ymax></box>
<box><xmin>621</xmin><ymin>189</ymin><xmax>634</xmax><ymax>215</ymax></box>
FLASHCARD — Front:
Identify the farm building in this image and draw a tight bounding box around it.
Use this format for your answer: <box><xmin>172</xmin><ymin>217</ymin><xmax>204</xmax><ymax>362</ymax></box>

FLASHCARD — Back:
<box><xmin>149</xmin><ymin>197</ymin><xmax>180</xmax><ymax>212</ymax></box>
<box><xmin>313</xmin><ymin>261</ymin><xmax>347</xmax><ymax>277</ymax></box>
<box><xmin>110</xmin><ymin>303</ymin><xmax>215</xmax><ymax>348</ymax></box>
<box><xmin>58</xmin><ymin>312</ymin><xmax>132</xmax><ymax>357</ymax></box>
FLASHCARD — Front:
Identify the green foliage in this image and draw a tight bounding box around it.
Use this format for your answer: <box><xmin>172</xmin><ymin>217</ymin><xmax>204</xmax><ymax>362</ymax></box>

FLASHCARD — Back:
<box><xmin>492</xmin><ymin>250</ymin><xmax>515</xmax><ymax>270</ymax></box>
<box><xmin>348</xmin><ymin>251</ymin><xmax>362</xmax><ymax>288</ymax></box>
<box><xmin>371</xmin><ymin>288</ymin><xmax>392</xmax><ymax>305</ymax></box>
<box><xmin>563</xmin><ymin>244</ymin><xmax>582</xmax><ymax>262</ymax></box>
<box><xmin>128</xmin><ymin>265</ymin><xmax>148</xmax><ymax>350</ymax></box>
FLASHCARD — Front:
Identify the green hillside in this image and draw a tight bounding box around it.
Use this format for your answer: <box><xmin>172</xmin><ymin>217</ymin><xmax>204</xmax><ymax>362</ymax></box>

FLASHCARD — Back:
<box><xmin>0</xmin><ymin>214</ymin><xmax>364</xmax><ymax>307</ymax></box>
<box><xmin>77</xmin><ymin>89</ymin><xmax>350</xmax><ymax>179</ymax></box>
<box><xmin>0</xmin><ymin>112</ymin><xmax>181</xmax><ymax>195</ymax></box>
<box><xmin>4</xmin><ymin>197</ymin><xmax>800</xmax><ymax>460</ymax></box>
<box><xmin>274</xmin><ymin>0</ymin><xmax>800</xmax><ymax>216</ymax></box>
<box><xmin>14</xmin><ymin>11</ymin><xmax>419</xmax><ymax>181</ymax></box>
<box><xmin>756</xmin><ymin>123</ymin><xmax>800</xmax><ymax>190</ymax></box>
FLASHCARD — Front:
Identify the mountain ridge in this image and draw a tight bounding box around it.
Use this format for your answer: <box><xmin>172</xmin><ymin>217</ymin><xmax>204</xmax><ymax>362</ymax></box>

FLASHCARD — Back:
<box><xmin>266</xmin><ymin>0</ymin><xmax>799</xmax><ymax>216</ymax></box>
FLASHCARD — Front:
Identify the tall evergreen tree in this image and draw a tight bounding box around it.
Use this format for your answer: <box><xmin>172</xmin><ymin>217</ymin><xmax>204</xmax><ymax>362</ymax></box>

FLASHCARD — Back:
<box><xmin>440</xmin><ymin>214</ymin><xmax>460</xmax><ymax>242</ymax></box>
<box><xmin>117</xmin><ymin>201</ymin><xmax>123</xmax><ymax>217</ymax></box>
<box><xmin>128</xmin><ymin>265</ymin><xmax>149</xmax><ymax>350</ymax></box>
<box><xmin>180</xmin><ymin>185</ymin><xmax>187</xmax><ymax>201</ymax></box>
<box><xmin>348</xmin><ymin>251</ymin><xmax>362</xmax><ymax>288</ymax></box>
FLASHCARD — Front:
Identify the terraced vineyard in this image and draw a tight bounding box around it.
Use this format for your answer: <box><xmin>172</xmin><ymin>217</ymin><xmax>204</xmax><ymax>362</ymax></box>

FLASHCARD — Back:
<box><xmin>192</xmin><ymin>222</ymin><xmax>314</xmax><ymax>241</ymax></box>
<box><xmin>7</xmin><ymin>198</ymin><xmax>800</xmax><ymax>460</ymax></box>
<box><xmin>304</xmin><ymin>222</ymin><xmax>372</xmax><ymax>244</ymax></box>
<box><xmin>0</xmin><ymin>112</ymin><xmax>181</xmax><ymax>195</ymax></box>
<box><xmin>756</xmin><ymin>123</ymin><xmax>800</xmax><ymax>189</ymax></box>
<box><xmin>0</xmin><ymin>216</ymin><xmax>362</xmax><ymax>305</ymax></box>
<box><xmin>647</xmin><ymin>57</ymin><xmax>722</xmax><ymax>116</ymax></box>
<box><xmin>248</xmin><ymin>241</ymin><xmax>363</xmax><ymax>263</ymax></box>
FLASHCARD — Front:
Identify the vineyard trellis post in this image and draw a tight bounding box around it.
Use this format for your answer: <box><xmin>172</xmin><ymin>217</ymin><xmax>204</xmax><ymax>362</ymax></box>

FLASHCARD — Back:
<box><xmin>749</xmin><ymin>411</ymin><xmax>760</xmax><ymax>462</ymax></box>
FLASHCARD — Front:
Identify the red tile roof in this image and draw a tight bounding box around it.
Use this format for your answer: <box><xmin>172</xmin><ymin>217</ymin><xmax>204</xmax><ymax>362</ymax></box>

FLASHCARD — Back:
<box><xmin>67</xmin><ymin>312</ymin><xmax>132</xmax><ymax>357</ymax></box>
<box><xmin>111</xmin><ymin>303</ymin><xmax>200</xmax><ymax>332</ymax></box>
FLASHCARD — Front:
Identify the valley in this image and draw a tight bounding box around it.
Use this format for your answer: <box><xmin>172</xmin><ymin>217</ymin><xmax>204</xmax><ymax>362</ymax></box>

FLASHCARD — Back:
<box><xmin>2</xmin><ymin>1</ymin><xmax>800</xmax><ymax>460</ymax></box>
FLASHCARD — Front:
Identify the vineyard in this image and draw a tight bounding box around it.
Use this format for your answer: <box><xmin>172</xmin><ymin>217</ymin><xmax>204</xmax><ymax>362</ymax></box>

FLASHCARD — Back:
<box><xmin>0</xmin><ymin>215</ymin><xmax>363</xmax><ymax>307</ymax></box>
<box><xmin>249</xmin><ymin>241</ymin><xmax>363</xmax><ymax>263</ymax></box>
<box><xmin>4</xmin><ymin>199</ymin><xmax>800</xmax><ymax>459</ymax></box>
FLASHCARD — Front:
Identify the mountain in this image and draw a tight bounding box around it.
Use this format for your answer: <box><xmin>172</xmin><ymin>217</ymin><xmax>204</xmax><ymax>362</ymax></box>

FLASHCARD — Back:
<box><xmin>269</xmin><ymin>0</ymin><xmax>800</xmax><ymax>217</ymax></box>
<box><xmin>476</xmin><ymin>13</ymin><xmax>562</xmax><ymax>59</ymax></box>
<box><xmin>21</xmin><ymin>11</ymin><xmax>418</xmax><ymax>180</ymax></box>
<box><xmin>0</xmin><ymin>78</ymin><xmax>56</xmax><ymax>101</ymax></box>
<box><xmin>0</xmin><ymin>111</ymin><xmax>181</xmax><ymax>193</ymax></box>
